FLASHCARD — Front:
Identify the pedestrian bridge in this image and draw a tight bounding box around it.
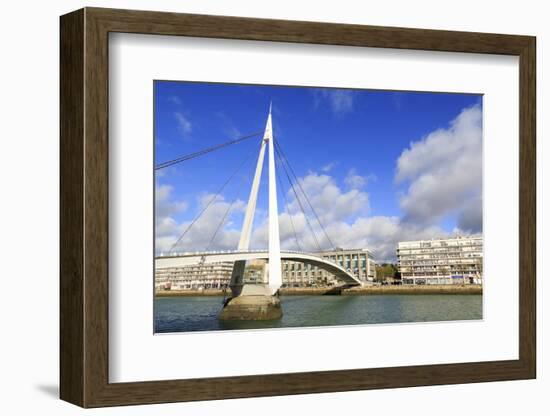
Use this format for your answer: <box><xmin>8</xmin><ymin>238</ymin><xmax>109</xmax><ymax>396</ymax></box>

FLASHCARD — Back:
<box><xmin>156</xmin><ymin>250</ymin><xmax>362</xmax><ymax>286</ymax></box>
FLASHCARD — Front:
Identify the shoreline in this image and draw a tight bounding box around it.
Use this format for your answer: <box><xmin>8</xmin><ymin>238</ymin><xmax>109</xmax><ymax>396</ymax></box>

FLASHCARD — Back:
<box><xmin>155</xmin><ymin>284</ymin><xmax>482</xmax><ymax>297</ymax></box>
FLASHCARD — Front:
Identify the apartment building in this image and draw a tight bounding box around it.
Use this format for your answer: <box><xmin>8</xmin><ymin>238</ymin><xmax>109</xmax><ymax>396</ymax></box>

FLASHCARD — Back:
<box><xmin>397</xmin><ymin>236</ymin><xmax>483</xmax><ymax>285</ymax></box>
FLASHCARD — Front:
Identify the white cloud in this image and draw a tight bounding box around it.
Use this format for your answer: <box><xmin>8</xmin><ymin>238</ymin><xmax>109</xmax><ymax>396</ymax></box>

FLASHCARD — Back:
<box><xmin>248</xmin><ymin>172</ymin><xmax>370</xmax><ymax>252</ymax></box>
<box><xmin>345</xmin><ymin>216</ymin><xmax>449</xmax><ymax>261</ymax></box>
<box><xmin>155</xmin><ymin>189</ymin><xmax>246</xmax><ymax>254</ymax></box>
<box><xmin>396</xmin><ymin>104</ymin><xmax>482</xmax><ymax>227</ymax></box>
<box><xmin>345</xmin><ymin>169</ymin><xmax>366</xmax><ymax>189</ymax></box>
<box><xmin>249</xmin><ymin>209</ymin><xmax>450</xmax><ymax>262</ymax></box>
<box><xmin>155</xmin><ymin>165</ymin><xmax>470</xmax><ymax>262</ymax></box>
<box><xmin>168</xmin><ymin>95</ymin><xmax>182</xmax><ymax>105</ymax></box>
<box><xmin>313</xmin><ymin>89</ymin><xmax>355</xmax><ymax>115</ymax></box>
<box><xmin>288</xmin><ymin>172</ymin><xmax>369</xmax><ymax>224</ymax></box>
<box><xmin>456</xmin><ymin>195</ymin><xmax>482</xmax><ymax>233</ymax></box>
<box><xmin>174</xmin><ymin>112</ymin><xmax>192</xmax><ymax>137</ymax></box>
<box><xmin>155</xmin><ymin>184</ymin><xmax>187</xmax><ymax>221</ymax></box>
<box><xmin>321</xmin><ymin>161</ymin><xmax>338</xmax><ymax>172</ymax></box>
<box><xmin>344</xmin><ymin>168</ymin><xmax>375</xmax><ymax>189</ymax></box>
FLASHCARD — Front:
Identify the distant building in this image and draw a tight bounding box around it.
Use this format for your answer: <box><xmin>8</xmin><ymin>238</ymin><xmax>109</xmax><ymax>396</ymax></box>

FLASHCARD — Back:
<box><xmin>155</xmin><ymin>247</ymin><xmax>376</xmax><ymax>290</ymax></box>
<box><xmin>397</xmin><ymin>236</ymin><xmax>483</xmax><ymax>285</ymax></box>
<box><xmin>282</xmin><ymin>248</ymin><xmax>376</xmax><ymax>287</ymax></box>
<box><xmin>155</xmin><ymin>262</ymin><xmax>234</xmax><ymax>291</ymax></box>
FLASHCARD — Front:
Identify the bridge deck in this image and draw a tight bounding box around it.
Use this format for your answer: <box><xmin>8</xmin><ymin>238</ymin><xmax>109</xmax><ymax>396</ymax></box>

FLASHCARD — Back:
<box><xmin>156</xmin><ymin>250</ymin><xmax>361</xmax><ymax>286</ymax></box>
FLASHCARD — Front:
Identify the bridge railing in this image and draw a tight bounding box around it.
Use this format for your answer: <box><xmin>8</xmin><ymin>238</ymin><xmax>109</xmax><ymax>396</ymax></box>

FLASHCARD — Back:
<box><xmin>156</xmin><ymin>249</ymin><xmax>354</xmax><ymax>272</ymax></box>
<box><xmin>157</xmin><ymin>248</ymin><xmax>325</xmax><ymax>257</ymax></box>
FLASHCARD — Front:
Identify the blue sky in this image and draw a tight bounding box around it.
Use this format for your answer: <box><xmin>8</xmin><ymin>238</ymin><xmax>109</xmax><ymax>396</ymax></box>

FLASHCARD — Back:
<box><xmin>154</xmin><ymin>81</ymin><xmax>482</xmax><ymax>261</ymax></box>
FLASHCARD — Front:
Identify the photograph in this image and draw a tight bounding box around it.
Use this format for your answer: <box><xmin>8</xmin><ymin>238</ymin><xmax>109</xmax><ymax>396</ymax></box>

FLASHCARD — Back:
<box><xmin>153</xmin><ymin>81</ymin><xmax>484</xmax><ymax>333</ymax></box>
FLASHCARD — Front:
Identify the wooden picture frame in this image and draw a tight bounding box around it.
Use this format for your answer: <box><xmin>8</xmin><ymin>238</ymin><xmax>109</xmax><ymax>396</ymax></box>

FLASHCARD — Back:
<box><xmin>60</xmin><ymin>7</ymin><xmax>536</xmax><ymax>408</ymax></box>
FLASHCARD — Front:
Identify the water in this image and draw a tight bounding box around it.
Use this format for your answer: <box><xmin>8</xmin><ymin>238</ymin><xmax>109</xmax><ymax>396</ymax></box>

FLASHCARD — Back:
<box><xmin>154</xmin><ymin>294</ymin><xmax>482</xmax><ymax>333</ymax></box>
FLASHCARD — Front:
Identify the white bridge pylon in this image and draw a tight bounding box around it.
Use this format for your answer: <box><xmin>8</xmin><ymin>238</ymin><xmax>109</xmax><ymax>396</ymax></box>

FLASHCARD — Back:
<box><xmin>230</xmin><ymin>103</ymin><xmax>282</xmax><ymax>294</ymax></box>
<box><xmin>156</xmin><ymin>104</ymin><xmax>361</xmax><ymax>292</ymax></box>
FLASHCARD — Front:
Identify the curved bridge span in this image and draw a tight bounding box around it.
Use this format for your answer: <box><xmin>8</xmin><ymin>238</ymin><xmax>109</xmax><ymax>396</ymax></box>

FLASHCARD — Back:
<box><xmin>156</xmin><ymin>250</ymin><xmax>362</xmax><ymax>286</ymax></box>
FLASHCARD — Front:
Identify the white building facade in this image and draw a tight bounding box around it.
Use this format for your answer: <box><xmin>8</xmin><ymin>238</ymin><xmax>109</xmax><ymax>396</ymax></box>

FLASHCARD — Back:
<box><xmin>397</xmin><ymin>236</ymin><xmax>483</xmax><ymax>285</ymax></box>
<box><xmin>155</xmin><ymin>262</ymin><xmax>234</xmax><ymax>291</ymax></box>
<box><xmin>282</xmin><ymin>248</ymin><xmax>376</xmax><ymax>287</ymax></box>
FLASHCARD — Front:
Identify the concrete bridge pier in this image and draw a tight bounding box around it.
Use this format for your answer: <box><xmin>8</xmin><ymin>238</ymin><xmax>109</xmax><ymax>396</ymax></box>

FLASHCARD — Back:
<box><xmin>219</xmin><ymin>284</ymin><xmax>282</xmax><ymax>321</ymax></box>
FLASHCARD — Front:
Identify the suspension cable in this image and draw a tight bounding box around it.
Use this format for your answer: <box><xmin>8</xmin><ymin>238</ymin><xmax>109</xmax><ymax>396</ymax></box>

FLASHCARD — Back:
<box><xmin>274</xmin><ymin>144</ymin><xmax>322</xmax><ymax>252</ymax></box>
<box><xmin>196</xmin><ymin>185</ymin><xmax>245</xmax><ymax>286</ymax></box>
<box><xmin>168</xmin><ymin>139</ymin><xmax>260</xmax><ymax>253</ymax></box>
<box><xmin>197</xmin><ymin>150</ymin><xmax>258</xmax><ymax>284</ymax></box>
<box><xmin>275</xmin><ymin>157</ymin><xmax>303</xmax><ymax>251</ymax></box>
<box><xmin>203</xmin><ymin>157</ymin><xmax>255</xmax><ymax>253</ymax></box>
<box><xmin>155</xmin><ymin>130</ymin><xmax>262</xmax><ymax>171</ymax></box>
<box><xmin>274</xmin><ymin>139</ymin><xmax>335</xmax><ymax>250</ymax></box>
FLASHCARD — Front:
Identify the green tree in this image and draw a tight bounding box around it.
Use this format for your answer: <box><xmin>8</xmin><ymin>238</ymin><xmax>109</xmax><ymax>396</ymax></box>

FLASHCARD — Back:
<box><xmin>375</xmin><ymin>263</ymin><xmax>398</xmax><ymax>282</ymax></box>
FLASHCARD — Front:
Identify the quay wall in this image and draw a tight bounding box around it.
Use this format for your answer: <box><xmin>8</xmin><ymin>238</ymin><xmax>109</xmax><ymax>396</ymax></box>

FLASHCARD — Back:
<box><xmin>155</xmin><ymin>284</ymin><xmax>482</xmax><ymax>297</ymax></box>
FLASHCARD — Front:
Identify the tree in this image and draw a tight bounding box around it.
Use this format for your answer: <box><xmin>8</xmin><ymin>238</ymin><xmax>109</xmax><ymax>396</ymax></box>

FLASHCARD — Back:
<box><xmin>375</xmin><ymin>263</ymin><xmax>398</xmax><ymax>282</ymax></box>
